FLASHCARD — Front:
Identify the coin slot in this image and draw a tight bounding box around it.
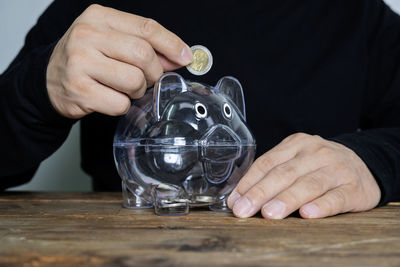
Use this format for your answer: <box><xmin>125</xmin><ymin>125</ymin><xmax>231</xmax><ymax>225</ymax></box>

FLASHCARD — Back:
<box><xmin>223</xmin><ymin>103</ymin><xmax>232</xmax><ymax>119</ymax></box>
<box><xmin>195</xmin><ymin>103</ymin><xmax>207</xmax><ymax>118</ymax></box>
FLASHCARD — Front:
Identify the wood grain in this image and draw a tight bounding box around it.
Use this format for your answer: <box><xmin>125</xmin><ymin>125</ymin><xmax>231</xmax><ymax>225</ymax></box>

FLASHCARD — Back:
<box><xmin>0</xmin><ymin>192</ymin><xmax>399</xmax><ymax>266</ymax></box>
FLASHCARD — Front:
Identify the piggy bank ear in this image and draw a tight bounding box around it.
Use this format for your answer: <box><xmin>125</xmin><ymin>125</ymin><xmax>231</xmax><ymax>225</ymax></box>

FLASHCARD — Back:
<box><xmin>215</xmin><ymin>77</ymin><xmax>246</xmax><ymax>120</ymax></box>
<box><xmin>153</xmin><ymin>72</ymin><xmax>188</xmax><ymax>121</ymax></box>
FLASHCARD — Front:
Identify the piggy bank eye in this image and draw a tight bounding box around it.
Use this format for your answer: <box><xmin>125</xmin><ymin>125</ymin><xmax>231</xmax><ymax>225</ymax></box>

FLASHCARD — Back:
<box><xmin>195</xmin><ymin>103</ymin><xmax>207</xmax><ymax>118</ymax></box>
<box><xmin>223</xmin><ymin>103</ymin><xmax>232</xmax><ymax>119</ymax></box>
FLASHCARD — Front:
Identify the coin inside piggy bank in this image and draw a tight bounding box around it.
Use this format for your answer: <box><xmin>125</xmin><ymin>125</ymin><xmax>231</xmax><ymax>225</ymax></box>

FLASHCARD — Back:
<box><xmin>113</xmin><ymin>72</ymin><xmax>256</xmax><ymax>215</ymax></box>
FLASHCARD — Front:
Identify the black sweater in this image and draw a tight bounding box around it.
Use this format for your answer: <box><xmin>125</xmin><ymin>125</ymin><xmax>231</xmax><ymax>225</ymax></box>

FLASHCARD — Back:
<box><xmin>1</xmin><ymin>0</ymin><xmax>400</xmax><ymax>205</ymax></box>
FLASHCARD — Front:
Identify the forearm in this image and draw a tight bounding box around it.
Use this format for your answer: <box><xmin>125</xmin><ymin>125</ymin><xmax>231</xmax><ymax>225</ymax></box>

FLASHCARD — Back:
<box><xmin>0</xmin><ymin>43</ymin><xmax>74</xmax><ymax>182</ymax></box>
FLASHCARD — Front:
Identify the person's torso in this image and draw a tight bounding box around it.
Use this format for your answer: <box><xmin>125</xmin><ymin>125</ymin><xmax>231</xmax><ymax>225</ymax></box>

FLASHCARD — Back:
<box><xmin>77</xmin><ymin>1</ymin><xmax>369</xmax><ymax>190</ymax></box>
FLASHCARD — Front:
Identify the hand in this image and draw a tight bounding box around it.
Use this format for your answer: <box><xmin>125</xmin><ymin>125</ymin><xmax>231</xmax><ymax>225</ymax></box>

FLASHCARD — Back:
<box><xmin>227</xmin><ymin>133</ymin><xmax>381</xmax><ymax>219</ymax></box>
<box><xmin>46</xmin><ymin>4</ymin><xmax>193</xmax><ymax>118</ymax></box>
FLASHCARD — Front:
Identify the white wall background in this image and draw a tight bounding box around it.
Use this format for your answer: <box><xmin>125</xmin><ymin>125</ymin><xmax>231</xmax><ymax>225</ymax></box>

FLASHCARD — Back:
<box><xmin>387</xmin><ymin>0</ymin><xmax>400</xmax><ymax>12</ymax></box>
<box><xmin>2</xmin><ymin>0</ymin><xmax>400</xmax><ymax>191</ymax></box>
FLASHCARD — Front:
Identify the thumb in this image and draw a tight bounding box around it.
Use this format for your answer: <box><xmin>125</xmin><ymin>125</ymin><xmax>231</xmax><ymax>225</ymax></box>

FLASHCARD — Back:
<box><xmin>157</xmin><ymin>52</ymin><xmax>188</xmax><ymax>72</ymax></box>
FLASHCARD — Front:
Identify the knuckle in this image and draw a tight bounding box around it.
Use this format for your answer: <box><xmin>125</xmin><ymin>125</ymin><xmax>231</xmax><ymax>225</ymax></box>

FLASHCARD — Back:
<box><xmin>139</xmin><ymin>18</ymin><xmax>160</xmax><ymax>38</ymax></box>
<box><xmin>292</xmin><ymin>132</ymin><xmax>309</xmax><ymax>140</ymax></box>
<box><xmin>303</xmin><ymin>175</ymin><xmax>325</xmax><ymax>194</ymax></box>
<box><xmin>85</xmin><ymin>4</ymin><xmax>105</xmax><ymax>16</ymax></box>
<box><xmin>116</xmin><ymin>66</ymin><xmax>136</xmax><ymax>86</ymax></box>
<box><xmin>323</xmin><ymin>190</ymin><xmax>346</xmax><ymax>214</ymax></box>
<box><xmin>64</xmin><ymin>36</ymin><xmax>83</xmax><ymax>58</ymax></box>
<box><xmin>131</xmin><ymin>71</ymin><xmax>145</xmax><ymax>89</ymax></box>
<box><xmin>236</xmin><ymin>179</ymin><xmax>254</xmax><ymax>196</ymax></box>
<box><xmin>69</xmin><ymin>23</ymin><xmax>97</xmax><ymax>41</ymax></box>
<box><xmin>281</xmin><ymin>190</ymin><xmax>300</xmax><ymax>206</ymax></box>
<box><xmin>248</xmin><ymin>184</ymin><xmax>269</xmax><ymax>203</ymax></box>
<box><xmin>112</xmin><ymin>66</ymin><xmax>146</xmax><ymax>98</ymax></box>
<box><xmin>106</xmin><ymin>96</ymin><xmax>131</xmax><ymax>116</ymax></box>
<box><xmin>129</xmin><ymin>78</ymin><xmax>147</xmax><ymax>99</ymax></box>
<box><xmin>315</xmin><ymin>145</ymin><xmax>333</xmax><ymax>157</ymax></box>
<box><xmin>312</xmin><ymin>134</ymin><xmax>324</xmax><ymax>142</ymax></box>
<box><xmin>284</xmin><ymin>132</ymin><xmax>310</xmax><ymax>143</ymax></box>
<box><xmin>134</xmin><ymin>40</ymin><xmax>155</xmax><ymax>66</ymax></box>
<box><xmin>273</xmin><ymin>163</ymin><xmax>295</xmax><ymax>178</ymax></box>
<box><xmin>320</xmin><ymin>197</ymin><xmax>334</xmax><ymax>215</ymax></box>
<box><xmin>113</xmin><ymin>98</ymin><xmax>131</xmax><ymax>115</ymax></box>
<box><xmin>255</xmin><ymin>154</ymin><xmax>275</xmax><ymax>172</ymax></box>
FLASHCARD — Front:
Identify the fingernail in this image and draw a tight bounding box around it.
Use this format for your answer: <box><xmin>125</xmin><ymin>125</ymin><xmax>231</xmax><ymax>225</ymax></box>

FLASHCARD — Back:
<box><xmin>262</xmin><ymin>200</ymin><xmax>286</xmax><ymax>219</ymax></box>
<box><xmin>233</xmin><ymin>197</ymin><xmax>253</xmax><ymax>218</ymax></box>
<box><xmin>181</xmin><ymin>46</ymin><xmax>193</xmax><ymax>65</ymax></box>
<box><xmin>301</xmin><ymin>203</ymin><xmax>319</xmax><ymax>218</ymax></box>
<box><xmin>227</xmin><ymin>191</ymin><xmax>241</xmax><ymax>208</ymax></box>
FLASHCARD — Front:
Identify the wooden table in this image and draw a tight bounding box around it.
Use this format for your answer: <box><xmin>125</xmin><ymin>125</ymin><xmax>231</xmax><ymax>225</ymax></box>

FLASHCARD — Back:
<box><xmin>0</xmin><ymin>192</ymin><xmax>399</xmax><ymax>266</ymax></box>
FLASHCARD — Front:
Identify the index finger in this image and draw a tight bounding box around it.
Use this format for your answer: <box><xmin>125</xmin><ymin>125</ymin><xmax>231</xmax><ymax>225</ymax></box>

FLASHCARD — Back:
<box><xmin>227</xmin><ymin>144</ymin><xmax>297</xmax><ymax>208</ymax></box>
<box><xmin>92</xmin><ymin>5</ymin><xmax>193</xmax><ymax>66</ymax></box>
<box><xmin>227</xmin><ymin>134</ymin><xmax>308</xmax><ymax>208</ymax></box>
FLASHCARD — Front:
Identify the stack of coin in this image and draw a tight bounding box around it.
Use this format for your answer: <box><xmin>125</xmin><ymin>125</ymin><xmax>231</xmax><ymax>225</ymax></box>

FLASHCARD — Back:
<box><xmin>186</xmin><ymin>45</ymin><xmax>213</xmax><ymax>76</ymax></box>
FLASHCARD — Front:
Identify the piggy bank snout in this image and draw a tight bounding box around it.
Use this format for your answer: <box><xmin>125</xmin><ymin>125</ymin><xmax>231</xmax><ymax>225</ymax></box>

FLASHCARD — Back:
<box><xmin>200</xmin><ymin>125</ymin><xmax>241</xmax><ymax>162</ymax></box>
<box><xmin>200</xmin><ymin>125</ymin><xmax>242</xmax><ymax>185</ymax></box>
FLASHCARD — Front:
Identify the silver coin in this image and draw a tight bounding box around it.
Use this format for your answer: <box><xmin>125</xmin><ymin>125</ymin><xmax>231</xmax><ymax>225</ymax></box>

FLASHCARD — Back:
<box><xmin>186</xmin><ymin>45</ymin><xmax>213</xmax><ymax>76</ymax></box>
<box><xmin>193</xmin><ymin>195</ymin><xmax>214</xmax><ymax>203</ymax></box>
<box><xmin>158</xmin><ymin>202</ymin><xmax>188</xmax><ymax>208</ymax></box>
<box><xmin>159</xmin><ymin>198</ymin><xmax>189</xmax><ymax>204</ymax></box>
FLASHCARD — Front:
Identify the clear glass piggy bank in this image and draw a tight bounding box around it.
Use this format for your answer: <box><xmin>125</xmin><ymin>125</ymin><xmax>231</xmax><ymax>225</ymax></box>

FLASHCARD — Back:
<box><xmin>113</xmin><ymin>72</ymin><xmax>256</xmax><ymax>215</ymax></box>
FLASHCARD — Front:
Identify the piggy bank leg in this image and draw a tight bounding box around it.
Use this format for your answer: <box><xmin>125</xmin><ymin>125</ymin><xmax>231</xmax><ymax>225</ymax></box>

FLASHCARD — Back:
<box><xmin>209</xmin><ymin>198</ymin><xmax>232</xmax><ymax>212</ymax></box>
<box><xmin>153</xmin><ymin>184</ymin><xmax>189</xmax><ymax>216</ymax></box>
<box><xmin>121</xmin><ymin>180</ymin><xmax>153</xmax><ymax>209</ymax></box>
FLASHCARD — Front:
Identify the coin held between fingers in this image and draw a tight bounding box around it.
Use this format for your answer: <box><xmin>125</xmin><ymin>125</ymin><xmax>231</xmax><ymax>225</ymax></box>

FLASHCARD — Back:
<box><xmin>181</xmin><ymin>46</ymin><xmax>194</xmax><ymax>65</ymax></box>
<box><xmin>186</xmin><ymin>45</ymin><xmax>213</xmax><ymax>75</ymax></box>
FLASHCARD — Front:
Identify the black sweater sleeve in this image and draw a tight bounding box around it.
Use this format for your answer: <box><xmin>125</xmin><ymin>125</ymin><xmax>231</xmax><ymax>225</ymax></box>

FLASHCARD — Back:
<box><xmin>0</xmin><ymin>1</ymin><xmax>91</xmax><ymax>189</ymax></box>
<box><xmin>331</xmin><ymin>1</ymin><xmax>400</xmax><ymax>205</ymax></box>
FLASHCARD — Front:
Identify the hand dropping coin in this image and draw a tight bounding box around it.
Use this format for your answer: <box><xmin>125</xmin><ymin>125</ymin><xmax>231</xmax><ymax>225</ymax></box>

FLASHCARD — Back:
<box><xmin>186</xmin><ymin>45</ymin><xmax>213</xmax><ymax>75</ymax></box>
